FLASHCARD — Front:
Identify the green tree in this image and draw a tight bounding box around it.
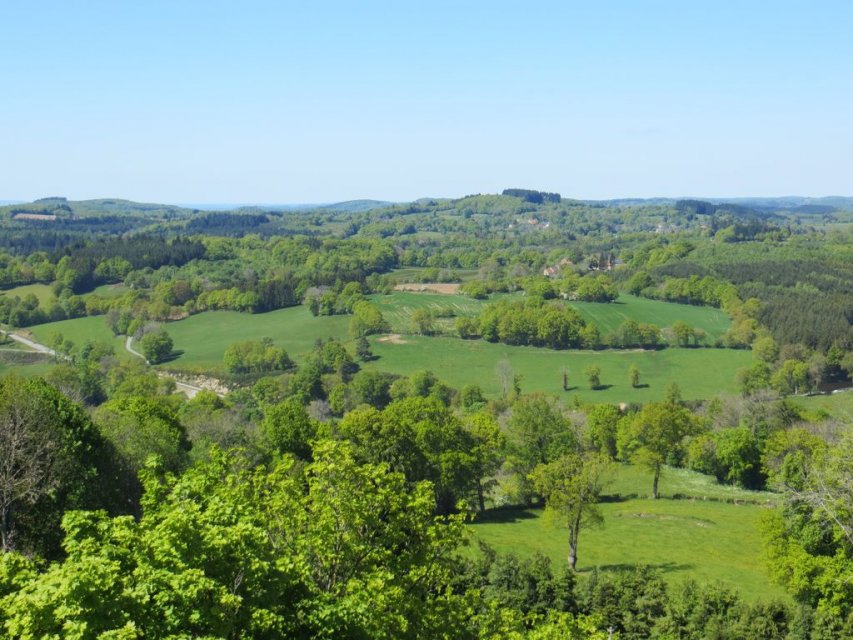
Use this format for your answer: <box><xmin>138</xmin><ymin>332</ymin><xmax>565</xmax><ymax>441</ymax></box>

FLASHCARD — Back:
<box><xmin>0</xmin><ymin>442</ymin><xmax>471</xmax><ymax>639</ymax></box>
<box><xmin>617</xmin><ymin>402</ymin><xmax>701</xmax><ymax>498</ymax></box>
<box><xmin>629</xmin><ymin>364</ymin><xmax>640</xmax><ymax>388</ymax></box>
<box><xmin>585</xmin><ymin>365</ymin><xmax>601</xmax><ymax>390</ymax></box>
<box><xmin>348</xmin><ymin>300</ymin><xmax>389</xmax><ymax>337</ymax></box>
<box><xmin>139</xmin><ymin>328</ymin><xmax>173</xmax><ymax>364</ymax></box>
<box><xmin>531</xmin><ymin>452</ymin><xmax>611</xmax><ymax>571</ymax></box>
<box><xmin>0</xmin><ymin>376</ymin><xmax>106</xmax><ymax>557</ymax></box>
<box><xmin>671</xmin><ymin>320</ymin><xmax>694</xmax><ymax>347</ymax></box>
<box><xmin>261</xmin><ymin>397</ymin><xmax>317</xmax><ymax>460</ymax></box>
<box><xmin>94</xmin><ymin>396</ymin><xmax>191</xmax><ymax>475</ymax></box>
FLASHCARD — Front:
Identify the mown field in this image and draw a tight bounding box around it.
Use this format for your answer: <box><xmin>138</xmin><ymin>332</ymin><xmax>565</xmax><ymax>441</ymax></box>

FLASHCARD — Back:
<box><xmin>374</xmin><ymin>292</ymin><xmax>732</xmax><ymax>343</ymax></box>
<box><xmin>157</xmin><ymin>306</ymin><xmax>352</xmax><ymax>372</ymax></box>
<box><xmin>0</xmin><ymin>283</ymin><xmax>55</xmax><ymax>305</ymax></box>
<box><xmin>366</xmin><ymin>335</ymin><xmax>752</xmax><ymax>403</ymax></box>
<box><xmin>471</xmin><ymin>465</ymin><xmax>786</xmax><ymax>602</ymax></box>
<box><xmin>18</xmin><ymin>293</ymin><xmax>748</xmax><ymax>397</ymax></box>
<box><xmin>792</xmin><ymin>391</ymin><xmax>853</xmax><ymax>423</ymax></box>
<box><xmin>28</xmin><ymin>316</ymin><xmax>130</xmax><ymax>360</ymax></box>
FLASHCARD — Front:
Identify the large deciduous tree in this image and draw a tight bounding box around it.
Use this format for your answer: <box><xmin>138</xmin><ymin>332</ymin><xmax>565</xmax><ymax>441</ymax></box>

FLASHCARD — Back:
<box><xmin>0</xmin><ymin>376</ymin><xmax>104</xmax><ymax>556</ymax></box>
<box><xmin>531</xmin><ymin>452</ymin><xmax>611</xmax><ymax>571</ymax></box>
<box><xmin>617</xmin><ymin>402</ymin><xmax>701</xmax><ymax>499</ymax></box>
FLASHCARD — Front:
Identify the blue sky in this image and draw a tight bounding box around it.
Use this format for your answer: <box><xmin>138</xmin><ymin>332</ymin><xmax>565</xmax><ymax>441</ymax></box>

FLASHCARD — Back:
<box><xmin>1</xmin><ymin>1</ymin><xmax>851</xmax><ymax>203</ymax></box>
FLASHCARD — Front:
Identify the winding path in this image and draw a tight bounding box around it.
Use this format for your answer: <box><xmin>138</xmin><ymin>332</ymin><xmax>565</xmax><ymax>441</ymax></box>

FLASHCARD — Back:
<box><xmin>124</xmin><ymin>335</ymin><xmax>224</xmax><ymax>398</ymax></box>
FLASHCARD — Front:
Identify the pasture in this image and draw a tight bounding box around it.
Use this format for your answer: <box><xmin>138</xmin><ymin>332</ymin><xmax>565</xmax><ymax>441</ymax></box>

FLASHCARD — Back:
<box><xmin>372</xmin><ymin>292</ymin><xmax>732</xmax><ymax>343</ymax></box>
<box><xmin>366</xmin><ymin>335</ymin><xmax>752</xmax><ymax>403</ymax></box>
<box><xmin>157</xmin><ymin>306</ymin><xmax>352</xmax><ymax>372</ymax></box>
<box><xmin>471</xmin><ymin>465</ymin><xmax>786</xmax><ymax>601</ymax></box>
<box><xmin>0</xmin><ymin>283</ymin><xmax>55</xmax><ymax>306</ymax></box>
<box><xmin>28</xmin><ymin>315</ymin><xmax>129</xmax><ymax>359</ymax></box>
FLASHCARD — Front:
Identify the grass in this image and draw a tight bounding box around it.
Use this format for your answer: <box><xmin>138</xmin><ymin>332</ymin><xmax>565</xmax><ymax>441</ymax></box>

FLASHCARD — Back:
<box><xmin>366</xmin><ymin>335</ymin><xmax>752</xmax><ymax>403</ymax></box>
<box><xmin>0</xmin><ymin>357</ymin><xmax>54</xmax><ymax>378</ymax></box>
<box><xmin>470</xmin><ymin>465</ymin><xmax>786</xmax><ymax>601</ymax></box>
<box><xmin>157</xmin><ymin>306</ymin><xmax>352</xmax><ymax>372</ymax></box>
<box><xmin>372</xmin><ymin>292</ymin><xmax>732</xmax><ymax>342</ymax></box>
<box><xmin>87</xmin><ymin>283</ymin><xmax>129</xmax><ymax>298</ymax></box>
<box><xmin>569</xmin><ymin>294</ymin><xmax>731</xmax><ymax>342</ymax></box>
<box><xmin>0</xmin><ymin>283</ymin><xmax>55</xmax><ymax>306</ymax></box>
<box><xmin>28</xmin><ymin>316</ymin><xmax>129</xmax><ymax>359</ymax></box>
<box><xmin>792</xmin><ymin>392</ymin><xmax>853</xmax><ymax>423</ymax></box>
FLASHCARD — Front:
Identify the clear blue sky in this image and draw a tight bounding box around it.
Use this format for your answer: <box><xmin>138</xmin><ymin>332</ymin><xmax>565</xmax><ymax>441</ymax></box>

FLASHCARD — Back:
<box><xmin>1</xmin><ymin>1</ymin><xmax>851</xmax><ymax>203</ymax></box>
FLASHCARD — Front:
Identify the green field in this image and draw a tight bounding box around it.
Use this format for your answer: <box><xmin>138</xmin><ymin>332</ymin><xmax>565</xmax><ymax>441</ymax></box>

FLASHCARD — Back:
<box><xmin>0</xmin><ymin>283</ymin><xmax>55</xmax><ymax>306</ymax></box>
<box><xmin>87</xmin><ymin>283</ymin><xmax>129</xmax><ymax>298</ymax></box>
<box><xmin>159</xmin><ymin>307</ymin><xmax>352</xmax><ymax>372</ymax></box>
<box><xmin>366</xmin><ymin>335</ymin><xmax>752</xmax><ymax>403</ymax></box>
<box><xmin>28</xmin><ymin>316</ymin><xmax>129</xmax><ymax>359</ymax></box>
<box><xmin>373</xmin><ymin>292</ymin><xmax>732</xmax><ymax>342</ymax></box>
<box><xmin>0</xmin><ymin>357</ymin><xmax>54</xmax><ymax>378</ymax></box>
<box><xmin>792</xmin><ymin>391</ymin><xmax>853</xmax><ymax>423</ymax></box>
<box><xmin>471</xmin><ymin>465</ymin><xmax>786</xmax><ymax>601</ymax></box>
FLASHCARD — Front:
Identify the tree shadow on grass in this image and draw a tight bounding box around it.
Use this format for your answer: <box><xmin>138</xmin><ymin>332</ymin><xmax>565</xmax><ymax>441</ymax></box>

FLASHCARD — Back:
<box><xmin>592</xmin><ymin>384</ymin><xmax>613</xmax><ymax>391</ymax></box>
<box><xmin>588</xmin><ymin>561</ymin><xmax>694</xmax><ymax>575</ymax></box>
<box><xmin>632</xmin><ymin>383</ymin><xmax>650</xmax><ymax>389</ymax></box>
<box><xmin>160</xmin><ymin>349</ymin><xmax>185</xmax><ymax>363</ymax></box>
<box><xmin>471</xmin><ymin>508</ymin><xmax>540</xmax><ymax>525</ymax></box>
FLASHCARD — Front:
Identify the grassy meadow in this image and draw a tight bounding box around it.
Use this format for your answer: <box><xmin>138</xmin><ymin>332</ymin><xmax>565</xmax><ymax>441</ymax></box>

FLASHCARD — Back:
<box><xmin>158</xmin><ymin>306</ymin><xmax>352</xmax><ymax>372</ymax></box>
<box><xmin>471</xmin><ymin>465</ymin><xmax>786</xmax><ymax>601</ymax></box>
<box><xmin>374</xmin><ymin>291</ymin><xmax>732</xmax><ymax>342</ymax></box>
<box><xmin>16</xmin><ymin>292</ymin><xmax>749</xmax><ymax>397</ymax></box>
<box><xmin>366</xmin><ymin>335</ymin><xmax>751</xmax><ymax>402</ymax></box>
<box><xmin>0</xmin><ymin>283</ymin><xmax>55</xmax><ymax>306</ymax></box>
<box><xmin>28</xmin><ymin>315</ymin><xmax>130</xmax><ymax>360</ymax></box>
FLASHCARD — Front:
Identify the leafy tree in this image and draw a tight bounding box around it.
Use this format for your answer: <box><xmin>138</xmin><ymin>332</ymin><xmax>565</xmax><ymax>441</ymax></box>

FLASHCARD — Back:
<box><xmin>355</xmin><ymin>335</ymin><xmax>373</xmax><ymax>361</ymax></box>
<box><xmin>585</xmin><ymin>404</ymin><xmax>622</xmax><ymax>459</ymax></box>
<box><xmin>585</xmin><ymin>365</ymin><xmax>601</xmax><ymax>390</ymax></box>
<box><xmin>617</xmin><ymin>402</ymin><xmax>702</xmax><ymax>498</ymax></box>
<box><xmin>223</xmin><ymin>338</ymin><xmax>291</xmax><ymax>374</ymax></box>
<box><xmin>761</xmin><ymin>432</ymin><xmax>853</xmax><ymax>630</ymax></box>
<box><xmin>671</xmin><ymin>320</ymin><xmax>694</xmax><ymax>347</ymax></box>
<box><xmin>0</xmin><ymin>442</ymin><xmax>472</xmax><ymax>639</ymax></box>
<box><xmin>349</xmin><ymin>300</ymin><xmax>389</xmax><ymax>337</ymax></box>
<box><xmin>261</xmin><ymin>397</ymin><xmax>317</xmax><ymax>460</ymax></box>
<box><xmin>0</xmin><ymin>376</ymin><xmax>106</xmax><ymax>557</ymax></box>
<box><xmin>94</xmin><ymin>396</ymin><xmax>191</xmax><ymax>476</ymax></box>
<box><xmin>531</xmin><ymin>452</ymin><xmax>611</xmax><ymax>571</ymax></box>
<box><xmin>629</xmin><ymin>364</ymin><xmax>640</xmax><ymax>388</ymax></box>
<box><xmin>139</xmin><ymin>328</ymin><xmax>173</xmax><ymax>364</ymax></box>
<box><xmin>771</xmin><ymin>359</ymin><xmax>810</xmax><ymax>395</ymax></box>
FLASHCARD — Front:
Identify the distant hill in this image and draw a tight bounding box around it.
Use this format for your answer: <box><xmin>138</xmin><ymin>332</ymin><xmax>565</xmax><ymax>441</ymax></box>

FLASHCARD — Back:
<box><xmin>315</xmin><ymin>200</ymin><xmax>394</xmax><ymax>213</ymax></box>
<box><xmin>1</xmin><ymin>197</ymin><xmax>199</xmax><ymax>220</ymax></box>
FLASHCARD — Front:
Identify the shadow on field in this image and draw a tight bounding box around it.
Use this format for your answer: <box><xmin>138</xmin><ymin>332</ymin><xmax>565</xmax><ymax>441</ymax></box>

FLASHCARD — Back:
<box><xmin>632</xmin><ymin>383</ymin><xmax>650</xmax><ymax>389</ymax></box>
<box><xmin>472</xmin><ymin>509</ymin><xmax>540</xmax><ymax>525</ymax></box>
<box><xmin>161</xmin><ymin>349</ymin><xmax>185</xmax><ymax>363</ymax></box>
<box><xmin>591</xmin><ymin>561</ymin><xmax>694</xmax><ymax>574</ymax></box>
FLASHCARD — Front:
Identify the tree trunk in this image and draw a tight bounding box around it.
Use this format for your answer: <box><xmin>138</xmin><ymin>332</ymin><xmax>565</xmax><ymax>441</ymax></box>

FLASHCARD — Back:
<box><xmin>568</xmin><ymin>513</ymin><xmax>581</xmax><ymax>571</ymax></box>
<box><xmin>652</xmin><ymin>467</ymin><xmax>660</xmax><ymax>499</ymax></box>
<box><xmin>0</xmin><ymin>504</ymin><xmax>12</xmax><ymax>553</ymax></box>
<box><xmin>477</xmin><ymin>480</ymin><xmax>486</xmax><ymax>512</ymax></box>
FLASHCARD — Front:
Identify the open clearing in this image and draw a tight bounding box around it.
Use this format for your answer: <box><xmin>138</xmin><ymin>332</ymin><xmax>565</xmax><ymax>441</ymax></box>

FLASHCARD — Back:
<box><xmin>366</xmin><ymin>335</ymin><xmax>752</xmax><ymax>402</ymax></box>
<box><xmin>19</xmin><ymin>294</ymin><xmax>747</xmax><ymax>395</ymax></box>
<box><xmin>0</xmin><ymin>283</ymin><xmax>55</xmax><ymax>306</ymax></box>
<box><xmin>374</xmin><ymin>292</ymin><xmax>732</xmax><ymax>342</ymax></box>
<box><xmin>28</xmin><ymin>316</ymin><xmax>130</xmax><ymax>360</ymax></box>
<box><xmin>471</xmin><ymin>465</ymin><xmax>786</xmax><ymax>602</ymax></box>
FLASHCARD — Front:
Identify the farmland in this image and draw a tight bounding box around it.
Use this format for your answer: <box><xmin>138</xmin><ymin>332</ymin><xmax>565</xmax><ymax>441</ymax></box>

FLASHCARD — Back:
<box><xmin>471</xmin><ymin>464</ymin><xmax>787</xmax><ymax>602</ymax></box>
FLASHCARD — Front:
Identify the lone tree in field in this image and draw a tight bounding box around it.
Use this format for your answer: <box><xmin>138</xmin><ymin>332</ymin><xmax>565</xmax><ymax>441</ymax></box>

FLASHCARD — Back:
<box><xmin>531</xmin><ymin>452</ymin><xmax>611</xmax><ymax>571</ymax></box>
<box><xmin>562</xmin><ymin>367</ymin><xmax>569</xmax><ymax>391</ymax></box>
<box><xmin>585</xmin><ymin>365</ymin><xmax>601</xmax><ymax>390</ymax></box>
<box><xmin>629</xmin><ymin>364</ymin><xmax>640</xmax><ymax>388</ymax></box>
<box><xmin>617</xmin><ymin>401</ymin><xmax>701</xmax><ymax>499</ymax></box>
<box><xmin>140</xmin><ymin>329</ymin><xmax>173</xmax><ymax>364</ymax></box>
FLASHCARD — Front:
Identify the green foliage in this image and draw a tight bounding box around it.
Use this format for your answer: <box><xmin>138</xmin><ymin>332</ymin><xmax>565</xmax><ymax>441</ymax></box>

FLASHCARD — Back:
<box><xmin>349</xmin><ymin>300</ymin><xmax>390</xmax><ymax>337</ymax></box>
<box><xmin>0</xmin><ymin>442</ymin><xmax>472</xmax><ymax>639</ymax></box>
<box><xmin>617</xmin><ymin>402</ymin><xmax>702</xmax><ymax>498</ymax></box>
<box><xmin>223</xmin><ymin>337</ymin><xmax>291</xmax><ymax>374</ymax></box>
<box><xmin>94</xmin><ymin>396</ymin><xmax>191</xmax><ymax>476</ymax></box>
<box><xmin>139</xmin><ymin>328</ymin><xmax>173</xmax><ymax>364</ymax></box>
<box><xmin>261</xmin><ymin>397</ymin><xmax>316</xmax><ymax>460</ymax></box>
<box><xmin>0</xmin><ymin>376</ymin><xmax>107</xmax><ymax>557</ymax></box>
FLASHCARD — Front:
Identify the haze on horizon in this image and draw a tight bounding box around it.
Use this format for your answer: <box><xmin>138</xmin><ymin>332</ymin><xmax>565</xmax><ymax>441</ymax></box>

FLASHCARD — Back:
<box><xmin>2</xmin><ymin>1</ymin><xmax>851</xmax><ymax>204</ymax></box>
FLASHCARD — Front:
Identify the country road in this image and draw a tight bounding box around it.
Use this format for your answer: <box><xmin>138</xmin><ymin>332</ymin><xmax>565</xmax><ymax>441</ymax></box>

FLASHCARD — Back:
<box><xmin>1</xmin><ymin>328</ymin><xmax>223</xmax><ymax>399</ymax></box>
<box><xmin>124</xmin><ymin>335</ymin><xmax>225</xmax><ymax>398</ymax></box>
